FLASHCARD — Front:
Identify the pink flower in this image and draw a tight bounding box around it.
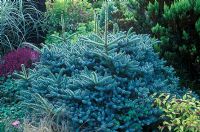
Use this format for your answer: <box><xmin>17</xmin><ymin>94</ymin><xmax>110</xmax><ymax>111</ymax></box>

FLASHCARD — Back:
<box><xmin>11</xmin><ymin>120</ymin><xmax>20</xmax><ymax>128</ymax></box>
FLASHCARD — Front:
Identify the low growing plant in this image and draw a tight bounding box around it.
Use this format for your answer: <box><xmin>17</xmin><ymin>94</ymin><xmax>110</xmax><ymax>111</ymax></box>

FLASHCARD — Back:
<box><xmin>154</xmin><ymin>92</ymin><xmax>200</xmax><ymax>132</ymax></box>
<box><xmin>0</xmin><ymin>76</ymin><xmax>25</xmax><ymax>132</ymax></box>
<box><xmin>0</xmin><ymin>48</ymin><xmax>40</xmax><ymax>76</ymax></box>
<box><xmin>0</xmin><ymin>76</ymin><xmax>17</xmax><ymax>104</ymax></box>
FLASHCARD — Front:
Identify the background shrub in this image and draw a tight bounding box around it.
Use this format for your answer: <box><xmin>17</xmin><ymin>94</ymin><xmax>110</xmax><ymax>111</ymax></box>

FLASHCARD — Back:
<box><xmin>45</xmin><ymin>0</ymin><xmax>94</xmax><ymax>34</ymax></box>
<box><xmin>110</xmin><ymin>0</ymin><xmax>152</xmax><ymax>33</ymax></box>
<box><xmin>98</xmin><ymin>1</ymin><xmax>117</xmax><ymax>29</ymax></box>
<box><xmin>88</xmin><ymin>0</ymin><xmax>103</xmax><ymax>8</ymax></box>
<box><xmin>148</xmin><ymin>0</ymin><xmax>200</xmax><ymax>93</ymax></box>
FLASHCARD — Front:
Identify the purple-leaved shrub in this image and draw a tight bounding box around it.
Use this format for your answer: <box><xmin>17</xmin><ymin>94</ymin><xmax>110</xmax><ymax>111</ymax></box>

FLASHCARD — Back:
<box><xmin>0</xmin><ymin>48</ymin><xmax>39</xmax><ymax>76</ymax></box>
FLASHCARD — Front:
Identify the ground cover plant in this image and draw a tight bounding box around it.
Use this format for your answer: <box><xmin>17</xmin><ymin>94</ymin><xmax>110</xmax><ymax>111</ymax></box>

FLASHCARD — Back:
<box><xmin>154</xmin><ymin>92</ymin><xmax>200</xmax><ymax>131</ymax></box>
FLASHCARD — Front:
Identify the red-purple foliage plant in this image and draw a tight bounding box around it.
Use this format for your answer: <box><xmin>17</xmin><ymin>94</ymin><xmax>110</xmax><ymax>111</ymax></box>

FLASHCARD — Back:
<box><xmin>0</xmin><ymin>48</ymin><xmax>40</xmax><ymax>76</ymax></box>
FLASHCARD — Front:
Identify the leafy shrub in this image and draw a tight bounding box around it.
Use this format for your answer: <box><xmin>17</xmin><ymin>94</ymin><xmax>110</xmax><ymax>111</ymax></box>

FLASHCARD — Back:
<box><xmin>154</xmin><ymin>92</ymin><xmax>200</xmax><ymax>131</ymax></box>
<box><xmin>0</xmin><ymin>0</ymin><xmax>46</xmax><ymax>56</ymax></box>
<box><xmin>0</xmin><ymin>104</ymin><xmax>24</xmax><ymax>124</ymax></box>
<box><xmin>110</xmin><ymin>0</ymin><xmax>152</xmax><ymax>33</ymax></box>
<box><xmin>0</xmin><ymin>48</ymin><xmax>40</xmax><ymax>76</ymax></box>
<box><xmin>45</xmin><ymin>32</ymin><xmax>65</xmax><ymax>46</ymax></box>
<box><xmin>0</xmin><ymin>119</ymin><xmax>21</xmax><ymax>132</ymax></box>
<box><xmin>88</xmin><ymin>0</ymin><xmax>103</xmax><ymax>8</ymax></box>
<box><xmin>0</xmin><ymin>77</ymin><xmax>17</xmax><ymax>104</ymax></box>
<box><xmin>45</xmin><ymin>22</ymin><xmax>94</xmax><ymax>46</ymax></box>
<box><xmin>45</xmin><ymin>0</ymin><xmax>94</xmax><ymax>34</ymax></box>
<box><xmin>16</xmin><ymin>28</ymin><xmax>187</xmax><ymax>131</ymax></box>
<box><xmin>148</xmin><ymin>0</ymin><xmax>200</xmax><ymax>92</ymax></box>
<box><xmin>76</xmin><ymin>22</ymin><xmax>95</xmax><ymax>35</ymax></box>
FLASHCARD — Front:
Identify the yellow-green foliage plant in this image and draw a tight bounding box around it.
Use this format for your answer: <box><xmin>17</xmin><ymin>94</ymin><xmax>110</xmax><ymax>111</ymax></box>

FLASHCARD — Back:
<box><xmin>45</xmin><ymin>0</ymin><xmax>94</xmax><ymax>34</ymax></box>
<box><xmin>154</xmin><ymin>93</ymin><xmax>200</xmax><ymax>132</ymax></box>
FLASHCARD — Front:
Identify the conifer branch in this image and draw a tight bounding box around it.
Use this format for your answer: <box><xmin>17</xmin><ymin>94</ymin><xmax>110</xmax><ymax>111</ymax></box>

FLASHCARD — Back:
<box><xmin>94</xmin><ymin>9</ymin><xmax>98</xmax><ymax>34</ymax></box>
<box><xmin>104</xmin><ymin>0</ymin><xmax>108</xmax><ymax>55</ymax></box>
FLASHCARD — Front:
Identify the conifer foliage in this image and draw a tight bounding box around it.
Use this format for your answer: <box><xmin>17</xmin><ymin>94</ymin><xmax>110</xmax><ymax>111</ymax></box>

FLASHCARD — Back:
<box><xmin>148</xmin><ymin>0</ymin><xmax>200</xmax><ymax>90</ymax></box>
<box><xmin>17</xmin><ymin>28</ymin><xmax>185</xmax><ymax>131</ymax></box>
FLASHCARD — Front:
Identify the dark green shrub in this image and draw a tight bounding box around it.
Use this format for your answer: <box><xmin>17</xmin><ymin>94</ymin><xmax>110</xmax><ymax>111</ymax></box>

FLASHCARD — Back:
<box><xmin>111</xmin><ymin>0</ymin><xmax>152</xmax><ymax>33</ymax></box>
<box><xmin>88</xmin><ymin>0</ymin><xmax>103</xmax><ymax>8</ymax></box>
<box><xmin>148</xmin><ymin>0</ymin><xmax>200</xmax><ymax>92</ymax></box>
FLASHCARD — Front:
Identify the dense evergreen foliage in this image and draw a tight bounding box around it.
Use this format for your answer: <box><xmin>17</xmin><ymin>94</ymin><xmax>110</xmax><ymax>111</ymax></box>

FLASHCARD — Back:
<box><xmin>148</xmin><ymin>0</ymin><xmax>200</xmax><ymax>92</ymax></box>
<box><xmin>16</xmin><ymin>30</ymin><xmax>187</xmax><ymax>131</ymax></box>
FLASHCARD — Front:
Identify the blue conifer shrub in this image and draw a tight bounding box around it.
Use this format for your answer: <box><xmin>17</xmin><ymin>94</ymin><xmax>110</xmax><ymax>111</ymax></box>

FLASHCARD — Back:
<box><xmin>18</xmin><ymin>31</ymin><xmax>185</xmax><ymax>131</ymax></box>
